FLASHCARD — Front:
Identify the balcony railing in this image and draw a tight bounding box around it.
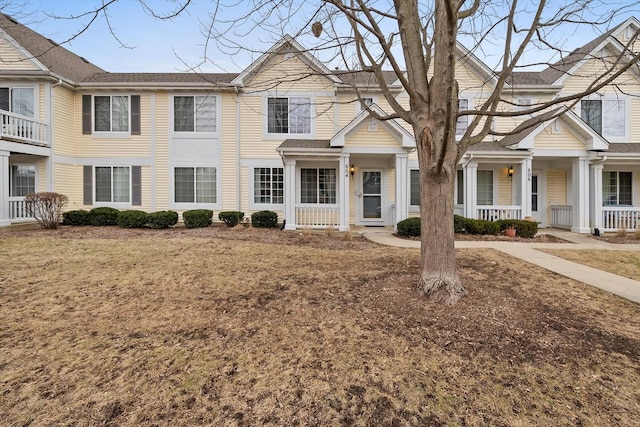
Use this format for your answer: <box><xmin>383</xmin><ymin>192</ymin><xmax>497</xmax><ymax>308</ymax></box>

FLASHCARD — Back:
<box><xmin>601</xmin><ymin>206</ymin><xmax>640</xmax><ymax>232</ymax></box>
<box><xmin>9</xmin><ymin>196</ymin><xmax>33</xmax><ymax>221</ymax></box>
<box><xmin>476</xmin><ymin>205</ymin><xmax>522</xmax><ymax>221</ymax></box>
<box><xmin>550</xmin><ymin>204</ymin><xmax>572</xmax><ymax>229</ymax></box>
<box><xmin>295</xmin><ymin>205</ymin><xmax>340</xmax><ymax>228</ymax></box>
<box><xmin>1</xmin><ymin>110</ymin><xmax>49</xmax><ymax>146</ymax></box>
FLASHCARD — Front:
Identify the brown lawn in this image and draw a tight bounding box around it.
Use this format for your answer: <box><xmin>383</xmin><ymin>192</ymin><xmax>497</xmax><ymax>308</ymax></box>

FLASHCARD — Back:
<box><xmin>542</xmin><ymin>249</ymin><xmax>640</xmax><ymax>282</ymax></box>
<box><xmin>1</xmin><ymin>226</ymin><xmax>639</xmax><ymax>426</ymax></box>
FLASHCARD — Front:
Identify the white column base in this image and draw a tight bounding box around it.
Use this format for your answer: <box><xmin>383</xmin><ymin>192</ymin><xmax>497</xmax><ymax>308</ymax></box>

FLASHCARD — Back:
<box><xmin>571</xmin><ymin>226</ymin><xmax>591</xmax><ymax>234</ymax></box>
<box><xmin>284</xmin><ymin>223</ymin><xmax>297</xmax><ymax>231</ymax></box>
<box><xmin>339</xmin><ymin>225</ymin><xmax>350</xmax><ymax>232</ymax></box>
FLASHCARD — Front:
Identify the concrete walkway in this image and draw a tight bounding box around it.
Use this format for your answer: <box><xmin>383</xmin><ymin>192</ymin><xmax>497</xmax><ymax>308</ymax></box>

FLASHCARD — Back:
<box><xmin>362</xmin><ymin>229</ymin><xmax>640</xmax><ymax>304</ymax></box>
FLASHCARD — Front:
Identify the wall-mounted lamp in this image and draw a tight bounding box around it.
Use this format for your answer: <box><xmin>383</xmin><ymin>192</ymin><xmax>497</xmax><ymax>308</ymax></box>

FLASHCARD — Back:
<box><xmin>349</xmin><ymin>165</ymin><xmax>356</xmax><ymax>177</ymax></box>
<box><xmin>507</xmin><ymin>166</ymin><xmax>514</xmax><ymax>179</ymax></box>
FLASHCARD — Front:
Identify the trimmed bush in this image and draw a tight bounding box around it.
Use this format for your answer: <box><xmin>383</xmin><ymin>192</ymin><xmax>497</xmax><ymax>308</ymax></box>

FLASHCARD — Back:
<box><xmin>397</xmin><ymin>217</ymin><xmax>421</xmax><ymax>237</ymax></box>
<box><xmin>454</xmin><ymin>215</ymin><xmax>471</xmax><ymax>234</ymax></box>
<box><xmin>117</xmin><ymin>210</ymin><xmax>148</xmax><ymax>228</ymax></box>
<box><xmin>24</xmin><ymin>192</ymin><xmax>68</xmax><ymax>229</ymax></box>
<box><xmin>63</xmin><ymin>209</ymin><xmax>90</xmax><ymax>226</ymax></box>
<box><xmin>251</xmin><ymin>210</ymin><xmax>278</xmax><ymax>228</ymax></box>
<box><xmin>464</xmin><ymin>218</ymin><xmax>500</xmax><ymax>235</ymax></box>
<box><xmin>88</xmin><ymin>207</ymin><xmax>120</xmax><ymax>226</ymax></box>
<box><xmin>147</xmin><ymin>211</ymin><xmax>178</xmax><ymax>229</ymax></box>
<box><xmin>218</xmin><ymin>211</ymin><xmax>244</xmax><ymax>227</ymax></box>
<box><xmin>497</xmin><ymin>219</ymin><xmax>538</xmax><ymax>238</ymax></box>
<box><xmin>183</xmin><ymin>209</ymin><xmax>213</xmax><ymax>228</ymax></box>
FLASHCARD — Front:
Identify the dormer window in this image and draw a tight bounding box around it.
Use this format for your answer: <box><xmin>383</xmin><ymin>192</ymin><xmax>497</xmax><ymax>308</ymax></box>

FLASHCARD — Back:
<box><xmin>0</xmin><ymin>87</ymin><xmax>34</xmax><ymax>117</ymax></box>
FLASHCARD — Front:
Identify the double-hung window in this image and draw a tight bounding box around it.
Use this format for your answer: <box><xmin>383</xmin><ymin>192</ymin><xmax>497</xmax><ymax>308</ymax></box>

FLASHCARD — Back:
<box><xmin>174</xmin><ymin>95</ymin><xmax>217</xmax><ymax>132</ymax></box>
<box><xmin>0</xmin><ymin>87</ymin><xmax>35</xmax><ymax>117</ymax></box>
<box><xmin>254</xmin><ymin>167</ymin><xmax>284</xmax><ymax>204</ymax></box>
<box><xmin>95</xmin><ymin>95</ymin><xmax>129</xmax><ymax>132</ymax></box>
<box><xmin>581</xmin><ymin>99</ymin><xmax>625</xmax><ymax>138</ymax></box>
<box><xmin>456</xmin><ymin>99</ymin><xmax>469</xmax><ymax>136</ymax></box>
<box><xmin>477</xmin><ymin>170</ymin><xmax>493</xmax><ymax>205</ymax></box>
<box><xmin>10</xmin><ymin>165</ymin><xmax>36</xmax><ymax>196</ymax></box>
<box><xmin>603</xmin><ymin>171</ymin><xmax>632</xmax><ymax>206</ymax></box>
<box><xmin>95</xmin><ymin>166</ymin><xmax>130</xmax><ymax>203</ymax></box>
<box><xmin>174</xmin><ymin>167</ymin><xmax>217</xmax><ymax>203</ymax></box>
<box><xmin>267</xmin><ymin>97</ymin><xmax>311</xmax><ymax>134</ymax></box>
<box><xmin>300</xmin><ymin>168</ymin><xmax>336</xmax><ymax>204</ymax></box>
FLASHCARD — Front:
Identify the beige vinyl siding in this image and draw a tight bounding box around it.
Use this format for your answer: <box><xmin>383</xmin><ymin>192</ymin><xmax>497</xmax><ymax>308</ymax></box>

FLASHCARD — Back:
<box><xmin>315</xmin><ymin>95</ymin><xmax>337</xmax><ymax>139</ymax></box>
<box><xmin>247</xmin><ymin>52</ymin><xmax>335</xmax><ymax>93</ymax></box>
<box><xmin>75</xmin><ymin>92</ymin><xmax>152</xmax><ymax>158</ymax></box>
<box><xmin>54</xmin><ymin>163</ymin><xmax>83</xmax><ymax>209</ymax></box>
<box><xmin>562</xmin><ymin>56</ymin><xmax>639</xmax><ymax>94</ymax></box>
<box><xmin>238</xmin><ymin>96</ymin><xmax>278</xmax><ymax>159</ymax></box>
<box><xmin>631</xmin><ymin>98</ymin><xmax>640</xmax><ymax>141</ymax></box>
<box><xmin>38</xmin><ymin>84</ymin><xmax>45</xmax><ymax>122</ymax></box>
<box><xmin>221</xmin><ymin>92</ymin><xmax>239</xmax><ymax>210</ymax></box>
<box><xmin>0</xmin><ymin>36</ymin><xmax>40</xmax><ymax>71</ymax></box>
<box><xmin>534</xmin><ymin>124</ymin><xmax>585</xmax><ymax>150</ymax></box>
<box><xmin>546</xmin><ymin>169</ymin><xmax>567</xmax><ymax>225</ymax></box>
<box><xmin>139</xmin><ymin>166</ymin><xmax>151</xmax><ymax>212</ymax></box>
<box><xmin>154</xmin><ymin>92</ymin><xmax>169</xmax><ymax>210</ymax></box>
<box><xmin>498</xmin><ymin>168</ymin><xmax>512</xmax><ymax>205</ymax></box>
<box><xmin>52</xmin><ymin>86</ymin><xmax>76</xmax><ymax>157</ymax></box>
<box><xmin>344</xmin><ymin>121</ymin><xmax>400</xmax><ymax>148</ymax></box>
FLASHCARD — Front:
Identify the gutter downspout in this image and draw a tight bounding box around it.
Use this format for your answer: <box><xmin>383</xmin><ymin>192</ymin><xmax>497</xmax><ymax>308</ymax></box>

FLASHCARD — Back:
<box><xmin>235</xmin><ymin>85</ymin><xmax>241</xmax><ymax>212</ymax></box>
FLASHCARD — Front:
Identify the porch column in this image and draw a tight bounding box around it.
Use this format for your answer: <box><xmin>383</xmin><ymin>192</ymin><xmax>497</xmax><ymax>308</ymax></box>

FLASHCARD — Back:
<box><xmin>519</xmin><ymin>157</ymin><xmax>532</xmax><ymax>218</ymax></box>
<box><xmin>394</xmin><ymin>153</ymin><xmax>409</xmax><ymax>227</ymax></box>
<box><xmin>0</xmin><ymin>150</ymin><xmax>9</xmax><ymax>226</ymax></box>
<box><xmin>283</xmin><ymin>159</ymin><xmax>297</xmax><ymax>231</ymax></box>
<box><xmin>592</xmin><ymin>162</ymin><xmax>604</xmax><ymax>232</ymax></box>
<box><xmin>338</xmin><ymin>154</ymin><xmax>350</xmax><ymax>232</ymax></box>
<box><xmin>464</xmin><ymin>161</ymin><xmax>478</xmax><ymax>218</ymax></box>
<box><xmin>571</xmin><ymin>157</ymin><xmax>590</xmax><ymax>234</ymax></box>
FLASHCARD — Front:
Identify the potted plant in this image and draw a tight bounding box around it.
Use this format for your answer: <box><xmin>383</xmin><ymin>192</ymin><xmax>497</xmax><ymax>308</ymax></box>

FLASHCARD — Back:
<box><xmin>505</xmin><ymin>224</ymin><xmax>516</xmax><ymax>237</ymax></box>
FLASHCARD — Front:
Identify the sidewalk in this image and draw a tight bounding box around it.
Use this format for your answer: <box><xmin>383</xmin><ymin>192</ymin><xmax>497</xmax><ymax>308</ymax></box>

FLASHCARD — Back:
<box><xmin>362</xmin><ymin>229</ymin><xmax>640</xmax><ymax>304</ymax></box>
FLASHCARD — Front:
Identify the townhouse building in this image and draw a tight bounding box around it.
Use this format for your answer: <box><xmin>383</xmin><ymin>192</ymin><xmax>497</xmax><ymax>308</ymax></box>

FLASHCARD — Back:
<box><xmin>2</xmin><ymin>13</ymin><xmax>640</xmax><ymax>233</ymax></box>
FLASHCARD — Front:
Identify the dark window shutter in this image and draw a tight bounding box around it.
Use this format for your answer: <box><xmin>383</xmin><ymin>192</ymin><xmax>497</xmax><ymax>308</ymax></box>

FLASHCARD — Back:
<box><xmin>82</xmin><ymin>95</ymin><xmax>92</xmax><ymax>134</ymax></box>
<box><xmin>83</xmin><ymin>165</ymin><xmax>93</xmax><ymax>205</ymax></box>
<box><xmin>132</xmin><ymin>166</ymin><xmax>142</xmax><ymax>206</ymax></box>
<box><xmin>131</xmin><ymin>95</ymin><xmax>141</xmax><ymax>135</ymax></box>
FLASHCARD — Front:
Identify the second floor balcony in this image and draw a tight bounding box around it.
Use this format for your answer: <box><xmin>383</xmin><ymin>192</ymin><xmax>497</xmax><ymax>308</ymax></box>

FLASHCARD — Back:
<box><xmin>0</xmin><ymin>110</ymin><xmax>49</xmax><ymax>146</ymax></box>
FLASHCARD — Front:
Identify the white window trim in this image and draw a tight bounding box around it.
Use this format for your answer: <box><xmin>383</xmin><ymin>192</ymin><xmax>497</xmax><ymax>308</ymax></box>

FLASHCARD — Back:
<box><xmin>0</xmin><ymin>84</ymin><xmax>38</xmax><ymax>118</ymax></box>
<box><xmin>169</xmin><ymin>165</ymin><xmax>221</xmax><ymax>210</ymax></box>
<box><xmin>296</xmin><ymin>164</ymin><xmax>338</xmax><ymax>206</ymax></box>
<box><xmin>456</xmin><ymin>97</ymin><xmax>473</xmax><ymax>140</ymax></box>
<box><xmin>249</xmin><ymin>166</ymin><xmax>285</xmax><ymax>210</ymax></box>
<box><xmin>93</xmin><ymin>165</ymin><xmax>132</xmax><ymax>208</ymax></box>
<box><xmin>263</xmin><ymin>94</ymin><xmax>315</xmax><ymax>139</ymax></box>
<box><xmin>577</xmin><ymin>95</ymin><xmax>629</xmax><ymax>142</ymax></box>
<box><xmin>355</xmin><ymin>96</ymin><xmax>376</xmax><ymax>114</ymax></box>
<box><xmin>92</xmin><ymin>94</ymin><xmax>131</xmax><ymax>137</ymax></box>
<box><xmin>513</xmin><ymin>97</ymin><xmax>536</xmax><ymax>113</ymax></box>
<box><xmin>170</xmin><ymin>93</ymin><xmax>221</xmax><ymax>137</ymax></box>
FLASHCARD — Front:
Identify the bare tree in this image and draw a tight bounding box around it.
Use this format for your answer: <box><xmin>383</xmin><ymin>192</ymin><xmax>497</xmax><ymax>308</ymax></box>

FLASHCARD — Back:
<box><xmin>34</xmin><ymin>0</ymin><xmax>640</xmax><ymax>304</ymax></box>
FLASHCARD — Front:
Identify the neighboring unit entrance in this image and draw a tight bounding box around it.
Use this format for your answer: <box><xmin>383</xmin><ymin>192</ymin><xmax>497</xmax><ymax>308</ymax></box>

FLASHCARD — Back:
<box><xmin>359</xmin><ymin>170</ymin><xmax>384</xmax><ymax>224</ymax></box>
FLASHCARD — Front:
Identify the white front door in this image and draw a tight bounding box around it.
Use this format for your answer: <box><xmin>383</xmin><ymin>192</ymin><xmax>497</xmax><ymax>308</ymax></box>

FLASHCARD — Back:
<box><xmin>360</xmin><ymin>169</ymin><xmax>384</xmax><ymax>224</ymax></box>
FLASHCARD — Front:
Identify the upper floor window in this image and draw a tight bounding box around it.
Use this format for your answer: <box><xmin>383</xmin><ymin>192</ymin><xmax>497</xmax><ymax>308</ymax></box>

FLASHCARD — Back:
<box><xmin>581</xmin><ymin>99</ymin><xmax>625</xmax><ymax>138</ymax></box>
<box><xmin>0</xmin><ymin>87</ymin><xmax>34</xmax><ymax>117</ymax></box>
<box><xmin>267</xmin><ymin>97</ymin><xmax>311</xmax><ymax>134</ymax></box>
<box><xmin>95</xmin><ymin>95</ymin><xmax>129</xmax><ymax>132</ymax></box>
<box><xmin>456</xmin><ymin>99</ymin><xmax>469</xmax><ymax>136</ymax></box>
<box><xmin>356</xmin><ymin>97</ymin><xmax>374</xmax><ymax>113</ymax></box>
<box><xmin>174</xmin><ymin>95</ymin><xmax>217</xmax><ymax>132</ymax></box>
<box><xmin>603</xmin><ymin>171</ymin><xmax>632</xmax><ymax>206</ymax></box>
<box><xmin>515</xmin><ymin>98</ymin><xmax>532</xmax><ymax>112</ymax></box>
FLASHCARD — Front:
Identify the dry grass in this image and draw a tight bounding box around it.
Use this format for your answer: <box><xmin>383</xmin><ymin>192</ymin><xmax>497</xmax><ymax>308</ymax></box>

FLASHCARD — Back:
<box><xmin>542</xmin><ymin>249</ymin><xmax>640</xmax><ymax>281</ymax></box>
<box><xmin>1</xmin><ymin>226</ymin><xmax>639</xmax><ymax>426</ymax></box>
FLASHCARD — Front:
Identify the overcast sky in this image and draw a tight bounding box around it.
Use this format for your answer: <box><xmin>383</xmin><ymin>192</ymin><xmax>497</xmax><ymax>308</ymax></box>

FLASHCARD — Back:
<box><xmin>11</xmin><ymin>0</ymin><xmax>640</xmax><ymax>74</ymax></box>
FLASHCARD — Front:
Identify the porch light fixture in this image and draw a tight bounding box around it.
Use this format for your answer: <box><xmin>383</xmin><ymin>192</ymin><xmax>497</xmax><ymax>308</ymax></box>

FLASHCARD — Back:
<box><xmin>507</xmin><ymin>166</ymin><xmax>514</xmax><ymax>179</ymax></box>
<box><xmin>350</xmin><ymin>165</ymin><xmax>355</xmax><ymax>176</ymax></box>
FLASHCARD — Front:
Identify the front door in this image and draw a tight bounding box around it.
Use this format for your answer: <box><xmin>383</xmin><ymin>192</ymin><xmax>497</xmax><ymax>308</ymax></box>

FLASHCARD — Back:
<box><xmin>360</xmin><ymin>170</ymin><xmax>383</xmax><ymax>224</ymax></box>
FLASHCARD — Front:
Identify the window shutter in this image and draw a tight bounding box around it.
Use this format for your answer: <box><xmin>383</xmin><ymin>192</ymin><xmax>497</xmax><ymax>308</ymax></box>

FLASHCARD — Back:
<box><xmin>83</xmin><ymin>165</ymin><xmax>93</xmax><ymax>205</ymax></box>
<box><xmin>132</xmin><ymin>166</ymin><xmax>142</xmax><ymax>206</ymax></box>
<box><xmin>82</xmin><ymin>95</ymin><xmax>92</xmax><ymax>134</ymax></box>
<box><xmin>131</xmin><ymin>95</ymin><xmax>141</xmax><ymax>135</ymax></box>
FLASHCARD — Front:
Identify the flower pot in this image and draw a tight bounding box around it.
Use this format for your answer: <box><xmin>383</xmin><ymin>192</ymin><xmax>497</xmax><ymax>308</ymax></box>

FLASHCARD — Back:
<box><xmin>505</xmin><ymin>228</ymin><xmax>516</xmax><ymax>237</ymax></box>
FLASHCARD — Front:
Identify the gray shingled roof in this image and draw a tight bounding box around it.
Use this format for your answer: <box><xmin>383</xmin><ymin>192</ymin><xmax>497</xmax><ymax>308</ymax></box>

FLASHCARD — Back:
<box><xmin>468</xmin><ymin>140</ymin><xmax>516</xmax><ymax>152</ymax></box>
<box><xmin>0</xmin><ymin>13</ymin><xmax>104</xmax><ymax>82</ymax></box>
<box><xmin>606</xmin><ymin>143</ymin><xmax>640</xmax><ymax>153</ymax></box>
<box><xmin>277</xmin><ymin>139</ymin><xmax>334</xmax><ymax>150</ymax></box>
<box><xmin>82</xmin><ymin>72</ymin><xmax>238</xmax><ymax>84</ymax></box>
<box><xmin>334</xmin><ymin>70</ymin><xmax>399</xmax><ymax>87</ymax></box>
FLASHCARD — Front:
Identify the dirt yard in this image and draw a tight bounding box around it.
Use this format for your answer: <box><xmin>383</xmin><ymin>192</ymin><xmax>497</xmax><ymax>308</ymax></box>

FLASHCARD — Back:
<box><xmin>1</xmin><ymin>226</ymin><xmax>639</xmax><ymax>426</ymax></box>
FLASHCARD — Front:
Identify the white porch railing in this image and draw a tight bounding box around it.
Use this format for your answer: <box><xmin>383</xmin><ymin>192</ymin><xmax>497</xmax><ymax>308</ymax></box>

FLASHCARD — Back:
<box><xmin>9</xmin><ymin>196</ymin><xmax>33</xmax><ymax>221</ymax></box>
<box><xmin>550</xmin><ymin>204</ymin><xmax>572</xmax><ymax>229</ymax></box>
<box><xmin>476</xmin><ymin>205</ymin><xmax>522</xmax><ymax>221</ymax></box>
<box><xmin>295</xmin><ymin>205</ymin><xmax>339</xmax><ymax>228</ymax></box>
<box><xmin>601</xmin><ymin>207</ymin><xmax>640</xmax><ymax>232</ymax></box>
<box><xmin>1</xmin><ymin>110</ymin><xmax>49</xmax><ymax>146</ymax></box>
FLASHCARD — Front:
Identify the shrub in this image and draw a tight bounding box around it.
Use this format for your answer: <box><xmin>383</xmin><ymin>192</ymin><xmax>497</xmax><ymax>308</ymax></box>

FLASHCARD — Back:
<box><xmin>463</xmin><ymin>218</ymin><xmax>500</xmax><ymax>235</ymax></box>
<box><xmin>24</xmin><ymin>192</ymin><xmax>69</xmax><ymax>229</ymax></box>
<box><xmin>397</xmin><ymin>217</ymin><xmax>421</xmax><ymax>237</ymax></box>
<box><xmin>117</xmin><ymin>210</ymin><xmax>148</xmax><ymax>228</ymax></box>
<box><xmin>454</xmin><ymin>215</ymin><xmax>471</xmax><ymax>233</ymax></box>
<box><xmin>62</xmin><ymin>209</ymin><xmax>90</xmax><ymax>226</ymax></box>
<box><xmin>218</xmin><ymin>211</ymin><xmax>244</xmax><ymax>227</ymax></box>
<box><xmin>147</xmin><ymin>211</ymin><xmax>178</xmax><ymax>229</ymax></box>
<box><xmin>497</xmin><ymin>219</ymin><xmax>538</xmax><ymax>238</ymax></box>
<box><xmin>88</xmin><ymin>207</ymin><xmax>120</xmax><ymax>226</ymax></box>
<box><xmin>251</xmin><ymin>210</ymin><xmax>278</xmax><ymax>228</ymax></box>
<box><xmin>183</xmin><ymin>209</ymin><xmax>213</xmax><ymax>228</ymax></box>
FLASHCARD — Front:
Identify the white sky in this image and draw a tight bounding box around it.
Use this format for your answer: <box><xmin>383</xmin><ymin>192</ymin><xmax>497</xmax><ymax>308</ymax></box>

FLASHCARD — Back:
<box><xmin>11</xmin><ymin>0</ymin><xmax>640</xmax><ymax>74</ymax></box>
